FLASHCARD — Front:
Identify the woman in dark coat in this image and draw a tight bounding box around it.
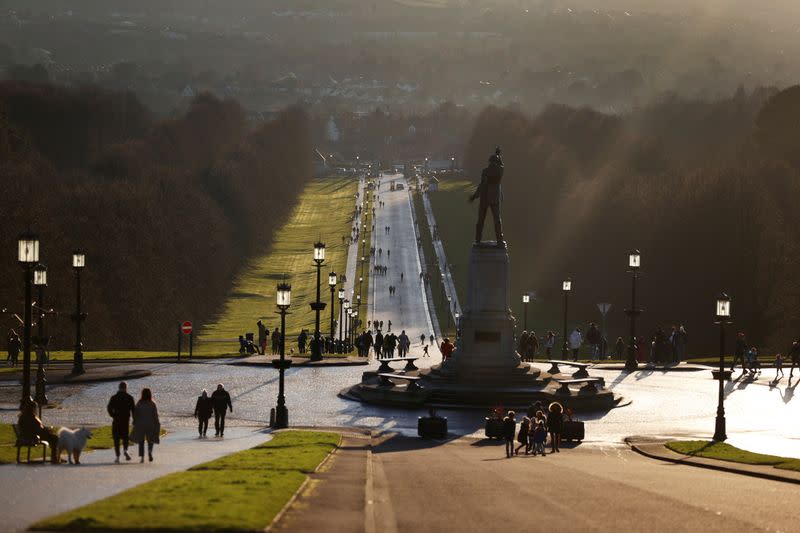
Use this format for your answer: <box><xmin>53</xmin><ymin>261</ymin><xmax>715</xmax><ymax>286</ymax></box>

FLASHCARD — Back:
<box><xmin>547</xmin><ymin>402</ymin><xmax>564</xmax><ymax>453</ymax></box>
<box><xmin>131</xmin><ymin>388</ymin><xmax>160</xmax><ymax>462</ymax></box>
<box><xmin>194</xmin><ymin>389</ymin><xmax>214</xmax><ymax>438</ymax></box>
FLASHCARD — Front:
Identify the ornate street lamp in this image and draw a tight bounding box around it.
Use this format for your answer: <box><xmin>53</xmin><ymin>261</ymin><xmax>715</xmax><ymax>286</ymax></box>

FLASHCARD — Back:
<box><xmin>713</xmin><ymin>293</ymin><xmax>732</xmax><ymax>442</ymax></box>
<box><xmin>310</xmin><ymin>242</ymin><xmax>326</xmax><ymax>361</ymax></box>
<box><xmin>338</xmin><ymin>287</ymin><xmax>345</xmax><ymax>352</ymax></box>
<box><xmin>625</xmin><ymin>250</ymin><xmax>642</xmax><ymax>371</ymax></box>
<box><xmin>562</xmin><ymin>279</ymin><xmax>572</xmax><ymax>357</ymax></box>
<box><xmin>33</xmin><ymin>264</ymin><xmax>48</xmax><ymax>406</ymax></box>
<box><xmin>71</xmin><ymin>250</ymin><xmax>87</xmax><ymax>375</ymax></box>
<box><xmin>272</xmin><ymin>280</ymin><xmax>292</xmax><ymax>429</ymax></box>
<box><xmin>18</xmin><ymin>232</ymin><xmax>39</xmax><ymax>406</ymax></box>
<box><xmin>522</xmin><ymin>293</ymin><xmax>530</xmax><ymax>331</ymax></box>
<box><xmin>328</xmin><ymin>272</ymin><xmax>337</xmax><ymax>350</ymax></box>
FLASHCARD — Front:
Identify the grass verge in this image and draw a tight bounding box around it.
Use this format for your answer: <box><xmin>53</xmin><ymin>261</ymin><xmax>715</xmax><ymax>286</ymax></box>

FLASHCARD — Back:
<box><xmin>200</xmin><ymin>178</ymin><xmax>357</xmax><ymax>344</ymax></box>
<box><xmin>666</xmin><ymin>440</ymin><xmax>800</xmax><ymax>473</ymax></box>
<box><xmin>33</xmin><ymin>430</ymin><xmax>341</xmax><ymax>532</ymax></box>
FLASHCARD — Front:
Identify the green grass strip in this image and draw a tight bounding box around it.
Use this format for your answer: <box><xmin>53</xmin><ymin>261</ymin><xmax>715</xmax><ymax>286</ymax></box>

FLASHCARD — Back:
<box><xmin>666</xmin><ymin>440</ymin><xmax>800</xmax><ymax>472</ymax></box>
<box><xmin>33</xmin><ymin>430</ymin><xmax>340</xmax><ymax>532</ymax></box>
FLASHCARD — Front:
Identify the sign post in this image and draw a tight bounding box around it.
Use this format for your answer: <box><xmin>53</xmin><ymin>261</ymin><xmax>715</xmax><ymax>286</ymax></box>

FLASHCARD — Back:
<box><xmin>596</xmin><ymin>303</ymin><xmax>612</xmax><ymax>358</ymax></box>
<box><xmin>178</xmin><ymin>321</ymin><xmax>193</xmax><ymax>361</ymax></box>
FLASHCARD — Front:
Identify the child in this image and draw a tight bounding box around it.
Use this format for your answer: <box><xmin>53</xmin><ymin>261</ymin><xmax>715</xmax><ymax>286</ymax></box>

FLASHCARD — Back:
<box><xmin>532</xmin><ymin>420</ymin><xmax>547</xmax><ymax>456</ymax></box>
<box><xmin>775</xmin><ymin>353</ymin><xmax>784</xmax><ymax>378</ymax></box>
<box><xmin>515</xmin><ymin>416</ymin><xmax>530</xmax><ymax>456</ymax></box>
<box><xmin>748</xmin><ymin>347</ymin><xmax>760</xmax><ymax>375</ymax></box>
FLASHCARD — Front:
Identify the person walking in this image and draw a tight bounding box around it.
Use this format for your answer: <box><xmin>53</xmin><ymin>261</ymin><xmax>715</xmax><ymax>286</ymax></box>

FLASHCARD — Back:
<box><xmin>503</xmin><ymin>411</ymin><xmax>516</xmax><ymax>458</ymax></box>
<box><xmin>257</xmin><ymin>320</ymin><xmax>268</xmax><ymax>355</ymax></box>
<box><xmin>544</xmin><ymin>331</ymin><xmax>555</xmax><ymax>357</ymax></box>
<box><xmin>398</xmin><ymin>330</ymin><xmax>410</xmax><ymax>357</ymax></box>
<box><xmin>532</xmin><ymin>419</ymin><xmax>547</xmax><ymax>456</ymax></box>
<box><xmin>194</xmin><ymin>389</ymin><xmax>214</xmax><ymax>438</ymax></box>
<box><xmin>514</xmin><ymin>416</ymin><xmax>530</xmax><ymax>456</ymax></box>
<box><xmin>131</xmin><ymin>388</ymin><xmax>160</xmax><ymax>463</ymax></box>
<box><xmin>547</xmin><ymin>402</ymin><xmax>564</xmax><ymax>453</ymax></box>
<box><xmin>615</xmin><ymin>337</ymin><xmax>625</xmax><ymax>360</ymax></box>
<box><xmin>420</xmin><ymin>333</ymin><xmax>426</xmax><ymax>346</ymax></box>
<box><xmin>6</xmin><ymin>330</ymin><xmax>21</xmax><ymax>367</ymax></box>
<box><xmin>569</xmin><ymin>328</ymin><xmax>583</xmax><ymax>361</ymax></box>
<box><xmin>586</xmin><ymin>323</ymin><xmax>601</xmax><ymax>359</ymax></box>
<box><xmin>107</xmin><ymin>381</ymin><xmax>135</xmax><ymax>463</ymax></box>
<box><xmin>518</xmin><ymin>331</ymin><xmax>529</xmax><ymax>358</ymax></box>
<box><xmin>440</xmin><ymin>337</ymin><xmax>455</xmax><ymax>362</ymax></box>
<box><xmin>211</xmin><ymin>383</ymin><xmax>233</xmax><ymax>437</ymax></box>
<box><xmin>775</xmin><ymin>353</ymin><xmax>784</xmax><ymax>379</ymax></box>
<box><xmin>731</xmin><ymin>332</ymin><xmax>747</xmax><ymax>371</ymax></box>
<box><xmin>374</xmin><ymin>330</ymin><xmax>384</xmax><ymax>358</ymax></box>
<box><xmin>526</xmin><ymin>332</ymin><xmax>539</xmax><ymax>361</ymax></box>
<box><xmin>788</xmin><ymin>340</ymin><xmax>800</xmax><ymax>378</ymax></box>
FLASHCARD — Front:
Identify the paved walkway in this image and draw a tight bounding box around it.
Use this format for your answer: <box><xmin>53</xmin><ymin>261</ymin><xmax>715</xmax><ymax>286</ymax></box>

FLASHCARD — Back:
<box><xmin>370</xmin><ymin>174</ymin><xmax>436</xmax><ymax>363</ymax></box>
<box><xmin>3</xmin><ymin>427</ymin><xmax>271</xmax><ymax>533</ymax></box>
<box><xmin>275</xmin><ymin>433</ymin><xmax>800</xmax><ymax>533</ymax></box>
<box><xmin>420</xmin><ymin>189</ymin><xmax>461</xmax><ymax>324</ymax></box>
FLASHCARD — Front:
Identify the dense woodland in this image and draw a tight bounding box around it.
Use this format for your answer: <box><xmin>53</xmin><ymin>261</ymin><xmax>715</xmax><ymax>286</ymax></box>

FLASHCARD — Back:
<box><xmin>0</xmin><ymin>82</ymin><xmax>312</xmax><ymax>349</ymax></box>
<box><xmin>463</xmin><ymin>86</ymin><xmax>800</xmax><ymax>355</ymax></box>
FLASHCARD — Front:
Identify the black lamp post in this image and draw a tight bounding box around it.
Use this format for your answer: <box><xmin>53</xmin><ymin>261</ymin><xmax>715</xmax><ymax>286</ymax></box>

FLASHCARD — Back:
<box><xmin>343</xmin><ymin>300</ymin><xmax>350</xmax><ymax>351</ymax></box>
<box><xmin>71</xmin><ymin>250</ymin><xmax>86</xmax><ymax>376</ymax></box>
<box><xmin>522</xmin><ymin>294</ymin><xmax>530</xmax><ymax>331</ymax></box>
<box><xmin>33</xmin><ymin>264</ymin><xmax>48</xmax><ymax>406</ymax></box>
<box><xmin>352</xmin><ymin>309</ymin><xmax>359</xmax><ymax>346</ymax></box>
<box><xmin>272</xmin><ymin>281</ymin><xmax>292</xmax><ymax>429</ymax></box>
<box><xmin>310</xmin><ymin>242</ymin><xmax>326</xmax><ymax>362</ymax></box>
<box><xmin>713</xmin><ymin>293</ymin><xmax>732</xmax><ymax>442</ymax></box>
<box><xmin>338</xmin><ymin>288</ymin><xmax>345</xmax><ymax>352</ymax></box>
<box><xmin>328</xmin><ymin>272</ymin><xmax>337</xmax><ymax>349</ymax></box>
<box><xmin>18</xmin><ymin>233</ymin><xmax>39</xmax><ymax>407</ymax></box>
<box><xmin>561</xmin><ymin>279</ymin><xmax>571</xmax><ymax>357</ymax></box>
<box><xmin>625</xmin><ymin>250</ymin><xmax>642</xmax><ymax>371</ymax></box>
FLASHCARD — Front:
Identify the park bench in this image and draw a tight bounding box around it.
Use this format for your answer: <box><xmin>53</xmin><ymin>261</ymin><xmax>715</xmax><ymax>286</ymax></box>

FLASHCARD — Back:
<box><xmin>13</xmin><ymin>423</ymin><xmax>49</xmax><ymax>464</ymax></box>
<box><xmin>377</xmin><ymin>373</ymin><xmax>423</xmax><ymax>391</ymax></box>
<box><xmin>555</xmin><ymin>377</ymin><xmax>605</xmax><ymax>394</ymax></box>
<box><xmin>546</xmin><ymin>360</ymin><xmax>591</xmax><ymax>378</ymax></box>
<box><xmin>377</xmin><ymin>357</ymin><xmax>419</xmax><ymax>373</ymax></box>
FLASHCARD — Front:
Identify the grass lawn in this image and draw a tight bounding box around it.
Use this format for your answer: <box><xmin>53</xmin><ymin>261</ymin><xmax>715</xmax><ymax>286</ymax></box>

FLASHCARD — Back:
<box><xmin>33</xmin><ymin>430</ymin><xmax>341</xmax><ymax>532</ymax></box>
<box><xmin>666</xmin><ymin>440</ymin><xmax>800</xmax><ymax>472</ymax></box>
<box><xmin>200</xmin><ymin>178</ymin><xmax>358</xmax><ymax>344</ymax></box>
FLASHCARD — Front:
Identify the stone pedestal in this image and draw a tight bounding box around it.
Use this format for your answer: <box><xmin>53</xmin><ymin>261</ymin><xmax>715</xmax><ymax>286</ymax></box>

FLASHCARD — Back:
<box><xmin>447</xmin><ymin>242</ymin><xmax>521</xmax><ymax>377</ymax></box>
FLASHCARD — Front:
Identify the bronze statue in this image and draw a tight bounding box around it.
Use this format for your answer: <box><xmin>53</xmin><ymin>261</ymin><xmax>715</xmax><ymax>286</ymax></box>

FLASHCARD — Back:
<box><xmin>469</xmin><ymin>147</ymin><xmax>505</xmax><ymax>246</ymax></box>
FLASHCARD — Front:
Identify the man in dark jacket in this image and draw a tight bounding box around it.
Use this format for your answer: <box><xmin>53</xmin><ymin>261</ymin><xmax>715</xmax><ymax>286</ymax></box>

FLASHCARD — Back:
<box><xmin>211</xmin><ymin>383</ymin><xmax>233</xmax><ymax>437</ymax></box>
<box><xmin>107</xmin><ymin>381</ymin><xmax>135</xmax><ymax>462</ymax></box>
<box><xmin>470</xmin><ymin>147</ymin><xmax>505</xmax><ymax>245</ymax></box>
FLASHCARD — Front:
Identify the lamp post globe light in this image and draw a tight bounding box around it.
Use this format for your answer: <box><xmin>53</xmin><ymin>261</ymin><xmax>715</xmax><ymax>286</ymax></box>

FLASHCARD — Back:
<box><xmin>328</xmin><ymin>272</ymin><xmax>337</xmax><ymax>352</ymax></box>
<box><xmin>625</xmin><ymin>250</ymin><xmax>642</xmax><ymax>371</ymax></box>
<box><xmin>272</xmin><ymin>281</ymin><xmax>292</xmax><ymax>429</ymax></box>
<box><xmin>338</xmin><ymin>288</ymin><xmax>345</xmax><ymax>352</ymax></box>
<box><xmin>522</xmin><ymin>293</ymin><xmax>530</xmax><ymax>331</ymax></box>
<box><xmin>18</xmin><ymin>233</ymin><xmax>39</xmax><ymax>406</ymax></box>
<box><xmin>310</xmin><ymin>242</ymin><xmax>327</xmax><ymax>362</ymax></box>
<box><xmin>70</xmin><ymin>250</ymin><xmax>87</xmax><ymax>376</ymax></box>
<box><xmin>561</xmin><ymin>279</ymin><xmax>571</xmax><ymax>357</ymax></box>
<box><xmin>713</xmin><ymin>292</ymin><xmax>732</xmax><ymax>442</ymax></box>
<box><xmin>33</xmin><ymin>264</ymin><xmax>49</xmax><ymax>406</ymax></box>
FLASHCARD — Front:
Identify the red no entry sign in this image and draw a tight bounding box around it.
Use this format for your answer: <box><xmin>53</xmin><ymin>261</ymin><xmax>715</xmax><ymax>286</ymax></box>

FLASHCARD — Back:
<box><xmin>181</xmin><ymin>321</ymin><xmax>193</xmax><ymax>334</ymax></box>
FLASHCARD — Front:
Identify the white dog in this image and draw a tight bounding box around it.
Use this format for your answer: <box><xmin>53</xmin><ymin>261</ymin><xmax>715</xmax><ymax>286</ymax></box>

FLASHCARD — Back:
<box><xmin>57</xmin><ymin>427</ymin><xmax>93</xmax><ymax>465</ymax></box>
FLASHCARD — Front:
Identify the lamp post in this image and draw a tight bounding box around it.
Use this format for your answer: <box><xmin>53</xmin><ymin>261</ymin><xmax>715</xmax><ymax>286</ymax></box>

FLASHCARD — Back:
<box><xmin>343</xmin><ymin>300</ymin><xmax>350</xmax><ymax>351</ymax></box>
<box><xmin>522</xmin><ymin>294</ymin><xmax>530</xmax><ymax>331</ymax></box>
<box><xmin>272</xmin><ymin>281</ymin><xmax>292</xmax><ymax>429</ymax></box>
<box><xmin>713</xmin><ymin>293</ymin><xmax>732</xmax><ymax>442</ymax></box>
<box><xmin>352</xmin><ymin>309</ymin><xmax>359</xmax><ymax>346</ymax></box>
<box><xmin>328</xmin><ymin>272</ymin><xmax>337</xmax><ymax>351</ymax></box>
<box><xmin>18</xmin><ymin>233</ymin><xmax>39</xmax><ymax>406</ymax></box>
<box><xmin>625</xmin><ymin>250</ymin><xmax>642</xmax><ymax>371</ymax></box>
<box><xmin>310</xmin><ymin>242</ymin><xmax>326</xmax><ymax>362</ymax></box>
<box><xmin>338</xmin><ymin>288</ymin><xmax>345</xmax><ymax>352</ymax></box>
<box><xmin>33</xmin><ymin>264</ymin><xmax>48</xmax><ymax>406</ymax></box>
<box><xmin>562</xmin><ymin>279</ymin><xmax>571</xmax><ymax>357</ymax></box>
<box><xmin>71</xmin><ymin>251</ymin><xmax>86</xmax><ymax>375</ymax></box>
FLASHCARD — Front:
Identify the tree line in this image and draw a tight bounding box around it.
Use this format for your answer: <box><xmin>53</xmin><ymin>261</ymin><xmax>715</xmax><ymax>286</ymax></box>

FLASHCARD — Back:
<box><xmin>0</xmin><ymin>81</ymin><xmax>312</xmax><ymax>349</ymax></box>
<box><xmin>463</xmin><ymin>86</ymin><xmax>800</xmax><ymax>355</ymax></box>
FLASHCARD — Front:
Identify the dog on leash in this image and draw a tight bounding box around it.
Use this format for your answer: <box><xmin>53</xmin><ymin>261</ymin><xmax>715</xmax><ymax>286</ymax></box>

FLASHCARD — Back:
<box><xmin>57</xmin><ymin>427</ymin><xmax>93</xmax><ymax>464</ymax></box>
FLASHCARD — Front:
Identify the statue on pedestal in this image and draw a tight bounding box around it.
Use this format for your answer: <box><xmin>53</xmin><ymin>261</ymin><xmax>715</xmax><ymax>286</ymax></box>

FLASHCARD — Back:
<box><xmin>469</xmin><ymin>147</ymin><xmax>505</xmax><ymax>247</ymax></box>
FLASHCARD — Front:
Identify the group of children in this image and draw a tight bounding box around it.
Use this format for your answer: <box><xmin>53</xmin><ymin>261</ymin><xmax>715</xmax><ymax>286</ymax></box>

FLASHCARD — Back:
<box><xmin>502</xmin><ymin>402</ymin><xmax>565</xmax><ymax>458</ymax></box>
<box><xmin>513</xmin><ymin>411</ymin><xmax>548</xmax><ymax>456</ymax></box>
